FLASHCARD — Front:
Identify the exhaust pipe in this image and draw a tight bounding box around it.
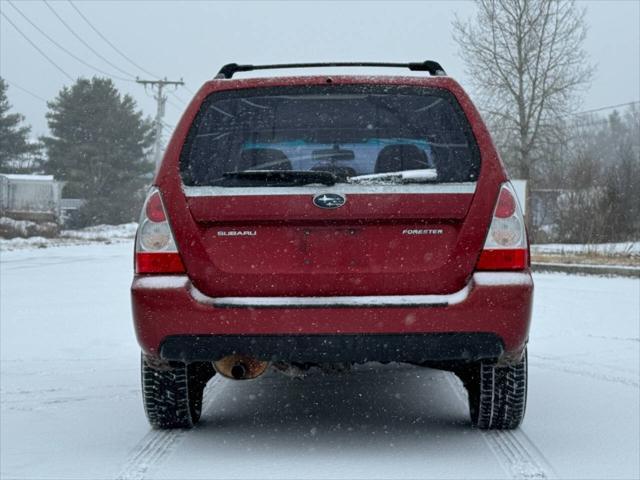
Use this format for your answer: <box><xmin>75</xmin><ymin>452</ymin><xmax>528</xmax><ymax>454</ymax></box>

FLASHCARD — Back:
<box><xmin>213</xmin><ymin>354</ymin><xmax>269</xmax><ymax>380</ymax></box>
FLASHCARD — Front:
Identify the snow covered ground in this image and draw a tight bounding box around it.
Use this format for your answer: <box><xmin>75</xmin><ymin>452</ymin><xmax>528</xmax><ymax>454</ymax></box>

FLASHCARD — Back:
<box><xmin>531</xmin><ymin>241</ymin><xmax>640</xmax><ymax>257</ymax></box>
<box><xmin>1</xmin><ymin>242</ymin><xmax>638</xmax><ymax>479</ymax></box>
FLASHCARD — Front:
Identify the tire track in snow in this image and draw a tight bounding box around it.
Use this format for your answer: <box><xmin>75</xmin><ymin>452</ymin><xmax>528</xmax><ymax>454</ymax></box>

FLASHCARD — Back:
<box><xmin>445</xmin><ymin>373</ymin><xmax>555</xmax><ymax>479</ymax></box>
<box><xmin>115</xmin><ymin>376</ymin><xmax>225</xmax><ymax>480</ymax></box>
<box><xmin>530</xmin><ymin>355</ymin><xmax>639</xmax><ymax>388</ymax></box>
<box><xmin>115</xmin><ymin>429</ymin><xmax>185</xmax><ymax>480</ymax></box>
<box><xmin>0</xmin><ymin>256</ymin><xmax>110</xmax><ymax>271</ymax></box>
<box><xmin>480</xmin><ymin>430</ymin><xmax>553</xmax><ymax>479</ymax></box>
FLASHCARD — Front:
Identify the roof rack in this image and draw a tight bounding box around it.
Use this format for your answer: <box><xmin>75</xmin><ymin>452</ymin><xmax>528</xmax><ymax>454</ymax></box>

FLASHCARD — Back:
<box><xmin>215</xmin><ymin>61</ymin><xmax>446</xmax><ymax>79</ymax></box>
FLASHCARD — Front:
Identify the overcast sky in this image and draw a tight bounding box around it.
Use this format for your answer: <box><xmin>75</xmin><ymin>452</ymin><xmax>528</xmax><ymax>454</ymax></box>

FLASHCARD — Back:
<box><xmin>1</xmin><ymin>0</ymin><xmax>639</xmax><ymax>140</ymax></box>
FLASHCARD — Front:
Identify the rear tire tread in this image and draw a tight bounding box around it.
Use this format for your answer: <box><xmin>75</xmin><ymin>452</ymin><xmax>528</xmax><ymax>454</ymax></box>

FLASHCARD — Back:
<box><xmin>141</xmin><ymin>355</ymin><xmax>211</xmax><ymax>429</ymax></box>
<box><xmin>464</xmin><ymin>349</ymin><xmax>528</xmax><ymax>430</ymax></box>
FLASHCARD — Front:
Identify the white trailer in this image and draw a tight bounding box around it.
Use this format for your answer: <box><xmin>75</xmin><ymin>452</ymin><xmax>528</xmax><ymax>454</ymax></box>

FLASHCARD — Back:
<box><xmin>0</xmin><ymin>174</ymin><xmax>62</xmax><ymax>222</ymax></box>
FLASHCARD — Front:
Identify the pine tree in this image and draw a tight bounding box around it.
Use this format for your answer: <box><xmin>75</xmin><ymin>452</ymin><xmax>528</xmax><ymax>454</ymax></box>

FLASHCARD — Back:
<box><xmin>44</xmin><ymin>77</ymin><xmax>154</xmax><ymax>226</ymax></box>
<box><xmin>0</xmin><ymin>78</ymin><xmax>41</xmax><ymax>172</ymax></box>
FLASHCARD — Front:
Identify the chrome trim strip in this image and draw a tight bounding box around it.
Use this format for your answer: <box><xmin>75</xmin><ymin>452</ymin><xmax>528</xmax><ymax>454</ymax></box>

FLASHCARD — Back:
<box><xmin>182</xmin><ymin>182</ymin><xmax>477</xmax><ymax>197</ymax></box>
<box><xmin>134</xmin><ymin>272</ymin><xmax>533</xmax><ymax>309</ymax></box>
<box><xmin>189</xmin><ymin>283</ymin><xmax>471</xmax><ymax>309</ymax></box>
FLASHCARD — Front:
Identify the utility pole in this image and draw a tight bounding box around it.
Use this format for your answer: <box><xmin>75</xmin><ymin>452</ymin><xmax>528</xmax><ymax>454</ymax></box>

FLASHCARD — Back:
<box><xmin>136</xmin><ymin>77</ymin><xmax>184</xmax><ymax>172</ymax></box>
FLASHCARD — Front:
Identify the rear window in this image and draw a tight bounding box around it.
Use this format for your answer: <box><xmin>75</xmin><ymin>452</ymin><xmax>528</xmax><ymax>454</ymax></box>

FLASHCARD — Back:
<box><xmin>180</xmin><ymin>85</ymin><xmax>480</xmax><ymax>186</ymax></box>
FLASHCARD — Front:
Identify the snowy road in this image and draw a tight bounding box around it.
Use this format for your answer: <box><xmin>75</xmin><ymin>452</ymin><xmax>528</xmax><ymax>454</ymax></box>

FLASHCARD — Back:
<box><xmin>1</xmin><ymin>243</ymin><xmax>638</xmax><ymax>479</ymax></box>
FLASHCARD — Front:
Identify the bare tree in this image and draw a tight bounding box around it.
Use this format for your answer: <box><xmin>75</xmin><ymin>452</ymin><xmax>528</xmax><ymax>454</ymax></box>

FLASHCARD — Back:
<box><xmin>453</xmin><ymin>0</ymin><xmax>594</xmax><ymax>181</ymax></box>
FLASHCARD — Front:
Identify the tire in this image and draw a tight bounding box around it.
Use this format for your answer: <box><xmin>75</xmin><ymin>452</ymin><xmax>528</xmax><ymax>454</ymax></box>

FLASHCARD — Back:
<box><xmin>457</xmin><ymin>349</ymin><xmax>527</xmax><ymax>430</ymax></box>
<box><xmin>141</xmin><ymin>354</ymin><xmax>216</xmax><ymax>429</ymax></box>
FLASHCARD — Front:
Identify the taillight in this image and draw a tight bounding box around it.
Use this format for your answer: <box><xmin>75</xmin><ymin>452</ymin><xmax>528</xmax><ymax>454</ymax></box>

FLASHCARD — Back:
<box><xmin>476</xmin><ymin>182</ymin><xmax>529</xmax><ymax>271</ymax></box>
<box><xmin>145</xmin><ymin>192</ymin><xmax>166</xmax><ymax>222</ymax></box>
<box><xmin>135</xmin><ymin>187</ymin><xmax>185</xmax><ymax>274</ymax></box>
<box><xmin>494</xmin><ymin>188</ymin><xmax>516</xmax><ymax>218</ymax></box>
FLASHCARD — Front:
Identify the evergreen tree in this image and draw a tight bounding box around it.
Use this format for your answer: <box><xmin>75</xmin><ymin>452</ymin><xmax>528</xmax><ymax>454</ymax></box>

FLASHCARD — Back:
<box><xmin>44</xmin><ymin>77</ymin><xmax>154</xmax><ymax>226</ymax></box>
<box><xmin>0</xmin><ymin>78</ymin><xmax>41</xmax><ymax>172</ymax></box>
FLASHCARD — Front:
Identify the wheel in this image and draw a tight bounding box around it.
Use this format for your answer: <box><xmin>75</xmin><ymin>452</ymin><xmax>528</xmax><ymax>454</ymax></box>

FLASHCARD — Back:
<box><xmin>456</xmin><ymin>349</ymin><xmax>527</xmax><ymax>430</ymax></box>
<box><xmin>141</xmin><ymin>354</ymin><xmax>216</xmax><ymax>429</ymax></box>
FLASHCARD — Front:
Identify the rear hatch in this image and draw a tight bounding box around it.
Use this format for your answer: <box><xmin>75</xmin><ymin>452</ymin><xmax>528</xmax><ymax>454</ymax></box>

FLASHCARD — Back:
<box><xmin>166</xmin><ymin>83</ymin><xmax>491</xmax><ymax>297</ymax></box>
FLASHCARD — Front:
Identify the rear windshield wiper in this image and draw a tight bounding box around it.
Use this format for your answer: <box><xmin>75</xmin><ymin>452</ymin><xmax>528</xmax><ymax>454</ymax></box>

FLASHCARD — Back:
<box><xmin>348</xmin><ymin>169</ymin><xmax>438</xmax><ymax>184</ymax></box>
<box><xmin>221</xmin><ymin>170</ymin><xmax>337</xmax><ymax>186</ymax></box>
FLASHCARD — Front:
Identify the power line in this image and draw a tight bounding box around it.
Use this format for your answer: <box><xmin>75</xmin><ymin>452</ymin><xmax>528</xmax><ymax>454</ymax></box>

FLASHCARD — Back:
<box><xmin>67</xmin><ymin>1</ymin><xmax>197</xmax><ymax>96</ymax></box>
<box><xmin>67</xmin><ymin>0</ymin><xmax>160</xmax><ymax>80</ymax></box>
<box><xmin>569</xmin><ymin>101</ymin><xmax>640</xmax><ymax>117</ymax></box>
<box><xmin>166</xmin><ymin>97</ymin><xmax>185</xmax><ymax>111</ymax></box>
<box><xmin>490</xmin><ymin>100</ymin><xmax>640</xmax><ymax>133</ymax></box>
<box><xmin>43</xmin><ymin>0</ymin><xmax>136</xmax><ymax>79</ymax></box>
<box><xmin>6</xmin><ymin>1</ymin><xmax>134</xmax><ymax>82</ymax></box>
<box><xmin>170</xmin><ymin>90</ymin><xmax>187</xmax><ymax>104</ymax></box>
<box><xmin>0</xmin><ymin>11</ymin><xmax>74</xmax><ymax>82</ymax></box>
<box><xmin>3</xmin><ymin>78</ymin><xmax>48</xmax><ymax>103</ymax></box>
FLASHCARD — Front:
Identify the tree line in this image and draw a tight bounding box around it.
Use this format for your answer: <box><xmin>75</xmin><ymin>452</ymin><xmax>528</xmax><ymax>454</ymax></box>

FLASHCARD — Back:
<box><xmin>536</xmin><ymin>107</ymin><xmax>639</xmax><ymax>243</ymax></box>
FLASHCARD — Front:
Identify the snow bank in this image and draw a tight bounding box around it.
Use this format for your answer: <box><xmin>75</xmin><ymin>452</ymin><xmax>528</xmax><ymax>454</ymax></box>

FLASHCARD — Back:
<box><xmin>0</xmin><ymin>222</ymin><xmax>137</xmax><ymax>251</ymax></box>
<box><xmin>0</xmin><ymin>217</ymin><xmax>58</xmax><ymax>239</ymax></box>
<box><xmin>531</xmin><ymin>241</ymin><xmax>640</xmax><ymax>256</ymax></box>
<box><xmin>59</xmin><ymin>222</ymin><xmax>138</xmax><ymax>240</ymax></box>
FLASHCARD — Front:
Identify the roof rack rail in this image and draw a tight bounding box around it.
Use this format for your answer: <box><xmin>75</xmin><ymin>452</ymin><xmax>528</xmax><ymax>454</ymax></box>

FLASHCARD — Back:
<box><xmin>215</xmin><ymin>61</ymin><xmax>446</xmax><ymax>79</ymax></box>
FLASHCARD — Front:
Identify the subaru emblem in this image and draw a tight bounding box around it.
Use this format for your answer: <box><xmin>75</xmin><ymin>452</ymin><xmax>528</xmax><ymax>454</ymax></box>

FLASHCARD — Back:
<box><xmin>313</xmin><ymin>193</ymin><xmax>346</xmax><ymax>209</ymax></box>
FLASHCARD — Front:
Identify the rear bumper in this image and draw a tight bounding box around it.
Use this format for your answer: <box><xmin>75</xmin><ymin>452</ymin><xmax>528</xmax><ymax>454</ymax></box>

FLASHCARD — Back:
<box><xmin>131</xmin><ymin>272</ymin><xmax>533</xmax><ymax>364</ymax></box>
<box><xmin>160</xmin><ymin>333</ymin><xmax>504</xmax><ymax>364</ymax></box>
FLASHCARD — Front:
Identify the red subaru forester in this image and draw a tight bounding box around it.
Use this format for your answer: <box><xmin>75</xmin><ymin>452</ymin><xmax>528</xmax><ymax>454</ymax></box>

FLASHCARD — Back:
<box><xmin>131</xmin><ymin>61</ymin><xmax>533</xmax><ymax>430</ymax></box>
